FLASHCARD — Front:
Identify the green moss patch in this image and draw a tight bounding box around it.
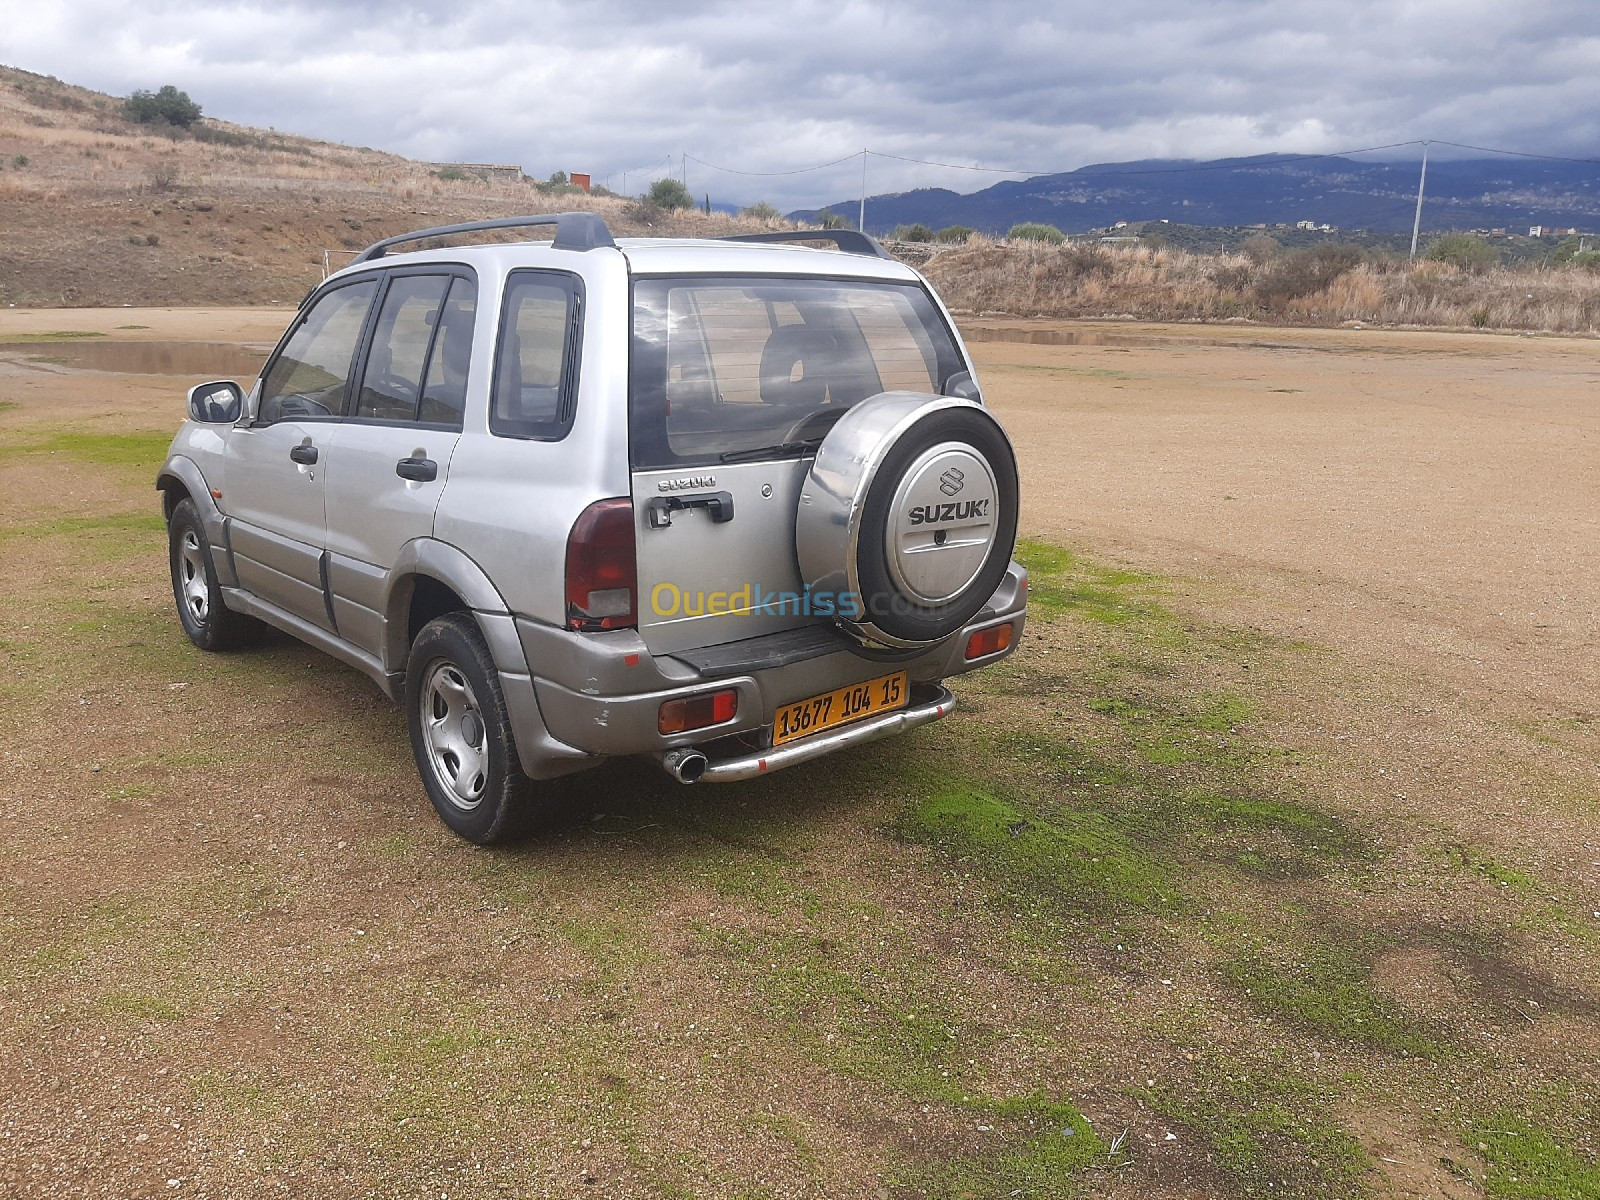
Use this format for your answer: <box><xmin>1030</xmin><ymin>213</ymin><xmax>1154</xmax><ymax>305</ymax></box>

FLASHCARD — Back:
<box><xmin>1473</xmin><ymin>1115</ymin><xmax>1600</xmax><ymax>1200</ymax></box>
<box><xmin>901</xmin><ymin>786</ymin><xmax>1175</xmax><ymax>917</ymax></box>
<box><xmin>1220</xmin><ymin>939</ymin><xmax>1445</xmax><ymax>1058</ymax></box>
<box><xmin>1143</xmin><ymin>1060</ymin><xmax>1368</xmax><ymax>1198</ymax></box>
<box><xmin>1015</xmin><ymin>538</ymin><xmax>1185</xmax><ymax>641</ymax></box>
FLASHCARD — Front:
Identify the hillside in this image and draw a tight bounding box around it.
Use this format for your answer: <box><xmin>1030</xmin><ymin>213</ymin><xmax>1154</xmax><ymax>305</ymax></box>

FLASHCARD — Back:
<box><xmin>0</xmin><ymin>66</ymin><xmax>769</xmax><ymax>307</ymax></box>
<box><xmin>800</xmin><ymin>152</ymin><xmax>1600</xmax><ymax>237</ymax></box>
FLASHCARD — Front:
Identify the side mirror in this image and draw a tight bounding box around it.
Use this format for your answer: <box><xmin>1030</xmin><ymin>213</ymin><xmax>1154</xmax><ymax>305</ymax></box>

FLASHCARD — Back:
<box><xmin>943</xmin><ymin>371</ymin><xmax>982</xmax><ymax>402</ymax></box>
<box><xmin>187</xmin><ymin>380</ymin><xmax>243</xmax><ymax>424</ymax></box>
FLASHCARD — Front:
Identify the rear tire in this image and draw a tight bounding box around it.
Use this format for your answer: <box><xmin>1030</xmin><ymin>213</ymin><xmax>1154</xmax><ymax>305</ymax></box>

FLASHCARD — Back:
<box><xmin>406</xmin><ymin>613</ymin><xmax>531</xmax><ymax>845</ymax></box>
<box><xmin>167</xmin><ymin>497</ymin><xmax>260</xmax><ymax>651</ymax></box>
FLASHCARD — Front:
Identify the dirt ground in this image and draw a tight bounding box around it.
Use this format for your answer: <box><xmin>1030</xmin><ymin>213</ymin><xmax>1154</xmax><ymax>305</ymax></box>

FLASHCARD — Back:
<box><xmin>0</xmin><ymin>311</ymin><xmax>1595</xmax><ymax>1199</ymax></box>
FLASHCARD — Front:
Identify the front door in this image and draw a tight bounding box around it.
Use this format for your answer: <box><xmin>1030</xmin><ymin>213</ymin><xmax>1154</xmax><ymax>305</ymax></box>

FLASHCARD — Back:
<box><xmin>322</xmin><ymin>272</ymin><xmax>475</xmax><ymax>657</ymax></box>
<box><xmin>223</xmin><ymin>276</ymin><xmax>377</xmax><ymax>629</ymax></box>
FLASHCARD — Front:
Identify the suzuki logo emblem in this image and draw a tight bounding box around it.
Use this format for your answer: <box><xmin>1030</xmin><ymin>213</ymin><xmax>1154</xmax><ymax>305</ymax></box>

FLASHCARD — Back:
<box><xmin>938</xmin><ymin>468</ymin><xmax>965</xmax><ymax>496</ymax></box>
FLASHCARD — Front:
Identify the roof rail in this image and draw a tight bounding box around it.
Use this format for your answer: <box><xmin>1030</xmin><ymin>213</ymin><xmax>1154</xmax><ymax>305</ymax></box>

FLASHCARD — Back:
<box><xmin>718</xmin><ymin>229</ymin><xmax>893</xmax><ymax>260</ymax></box>
<box><xmin>352</xmin><ymin>212</ymin><xmax>616</xmax><ymax>263</ymax></box>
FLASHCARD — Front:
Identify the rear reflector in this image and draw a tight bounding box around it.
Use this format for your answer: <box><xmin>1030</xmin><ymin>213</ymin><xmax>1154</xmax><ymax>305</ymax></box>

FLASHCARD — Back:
<box><xmin>566</xmin><ymin>498</ymin><xmax>637</xmax><ymax>631</ymax></box>
<box><xmin>659</xmin><ymin>689</ymin><xmax>738</xmax><ymax>735</ymax></box>
<box><xmin>964</xmin><ymin>622</ymin><xmax>1014</xmax><ymax>660</ymax></box>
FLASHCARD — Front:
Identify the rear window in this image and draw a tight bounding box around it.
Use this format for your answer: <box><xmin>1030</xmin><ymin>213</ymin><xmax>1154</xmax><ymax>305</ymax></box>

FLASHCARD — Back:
<box><xmin>629</xmin><ymin>276</ymin><xmax>965</xmax><ymax>468</ymax></box>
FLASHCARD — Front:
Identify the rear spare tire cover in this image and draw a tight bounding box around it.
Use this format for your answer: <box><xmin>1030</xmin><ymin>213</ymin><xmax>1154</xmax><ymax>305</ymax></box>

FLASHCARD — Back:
<box><xmin>795</xmin><ymin>392</ymin><xmax>1019</xmax><ymax>648</ymax></box>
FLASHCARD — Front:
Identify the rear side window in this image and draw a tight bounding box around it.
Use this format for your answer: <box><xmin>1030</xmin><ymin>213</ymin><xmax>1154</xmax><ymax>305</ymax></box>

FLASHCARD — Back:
<box><xmin>491</xmin><ymin>271</ymin><xmax>581</xmax><ymax>440</ymax></box>
<box><xmin>258</xmin><ymin>279</ymin><xmax>377</xmax><ymax>423</ymax></box>
<box><xmin>629</xmin><ymin>276</ymin><xmax>964</xmax><ymax>468</ymax></box>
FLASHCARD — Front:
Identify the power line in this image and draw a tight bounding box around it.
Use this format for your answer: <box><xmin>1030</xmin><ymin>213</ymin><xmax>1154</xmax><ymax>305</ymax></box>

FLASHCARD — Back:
<box><xmin>1428</xmin><ymin>140</ymin><xmax>1600</xmax><ymax>166</ymax></box>
<box><xmin>684</xmin><ymin>151</ymin><xmax>864</xmax><ymax>177</ymax></box>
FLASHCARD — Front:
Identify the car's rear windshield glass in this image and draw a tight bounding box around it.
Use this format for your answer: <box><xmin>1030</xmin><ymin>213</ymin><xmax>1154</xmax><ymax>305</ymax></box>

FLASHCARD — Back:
<box><xmin>629</xmin><ymin>275</ymin><xmax>965</xmax><ymax>468</ymax></box>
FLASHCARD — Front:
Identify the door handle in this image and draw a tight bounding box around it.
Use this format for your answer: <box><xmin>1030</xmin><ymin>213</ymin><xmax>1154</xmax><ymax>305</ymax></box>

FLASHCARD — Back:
<box><xmin>396</xmin><ymin>456</ymin><xmax>438</xmax><ymax>483</ymax></box>
<box><xmin>646</xmin><ymin>490</ymin><xmax>734</xmax><ymax>529</ymax></box>
<box><xmin>289</xmin><ymin>444</ymin><xmax>319</xmax><ymax>465</ymax></box>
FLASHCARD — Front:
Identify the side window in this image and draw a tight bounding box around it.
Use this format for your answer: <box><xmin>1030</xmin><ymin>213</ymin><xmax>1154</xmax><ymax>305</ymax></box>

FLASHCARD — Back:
<box><xmin>355</xmin><ymin>275</ymin><xmax>452</xmax><ymax>423</ymax></box>
<box><xmin>258</xmin><ymin>279</ymin><xmax>377</xmax><ymax>423</ymax></box>
<box><xmin>419</xmin><ymin>277</ymin><xmax>477</xmax><ymax>428</ymax></box>
<box><xmin>491</xmin><ymin>271</ymin><xmax>580</xmax><ymax>440</ymax></box>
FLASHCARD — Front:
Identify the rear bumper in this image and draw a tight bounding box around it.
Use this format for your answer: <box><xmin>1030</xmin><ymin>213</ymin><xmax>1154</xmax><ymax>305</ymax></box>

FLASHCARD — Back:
<box><xmin>508</xmin><ymin>561</ymin><xmax>1026</xmax><ymax>771</ymax></box>
<box><xmin>657</xmin><ymin>687</ymin><xmax>955</xmax><ymax>783</ymax></box>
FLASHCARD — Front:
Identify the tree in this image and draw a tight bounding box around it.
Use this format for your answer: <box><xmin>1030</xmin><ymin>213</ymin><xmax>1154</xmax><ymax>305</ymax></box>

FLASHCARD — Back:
<box><xmin>124</xmin><ymin>85</ymin><xmax>202</xmax><ymax>128</ymax></box>
<box><xmin>647</xmin><ymin>177</ymin><xmax>694</xmax><ymax>210</ymax></box>
<box><xmin>1425</xmin><ymin>233</ymin><xmax>1497</xmax><ymax>272</ymax></box>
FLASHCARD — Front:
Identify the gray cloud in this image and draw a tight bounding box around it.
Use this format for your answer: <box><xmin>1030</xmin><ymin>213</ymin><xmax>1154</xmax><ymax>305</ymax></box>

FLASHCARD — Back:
<box><xmin>9</xmin><ymin>0</ymin><xmax>1599</xmax><ymax>209</ymax></box>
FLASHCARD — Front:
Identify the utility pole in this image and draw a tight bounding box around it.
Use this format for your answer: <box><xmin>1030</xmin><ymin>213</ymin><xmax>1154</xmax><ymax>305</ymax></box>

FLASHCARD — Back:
<box><xmin>859</xmin><ymin>150</ymin><xmax>867</xmax><ymax>233</ymax></box>
<box><xmin>682</xmin><ymin>153</ymin><xmax>687</xmax><ymax>187</ymax></box>
<box><xmin>1409</xmin><ymin>142</ymin><xmax>1430</xmax><ymax>258</ymax></box>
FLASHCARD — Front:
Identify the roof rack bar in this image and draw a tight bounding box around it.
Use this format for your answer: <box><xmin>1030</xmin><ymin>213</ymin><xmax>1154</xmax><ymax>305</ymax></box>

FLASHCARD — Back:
<box><xmin>718</xmin><ymin>230</ymin><xmax>893</xmax><ymax>260</ymax></box>
<box><xmin>352</xmin><ymin>212</ymin><xmax>616</xmax><ymax>263</ymax></box>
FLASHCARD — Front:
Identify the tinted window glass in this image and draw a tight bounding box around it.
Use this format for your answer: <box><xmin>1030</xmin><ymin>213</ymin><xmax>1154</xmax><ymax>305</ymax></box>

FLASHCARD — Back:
<box><xmin>355</xmin><ymin>274</ymin><xmax>451</xmax><ymax>422</ymax></box>
<box><xmin>419</xmin><ymin>277</ymin><xmax>477</xmax><ymax>428</ymax></box>
<box><xmin>491</xmin><ymin>272</ymin><xmax>579</xmax><ymax>440</ymax></box>
<box><xmin>629</xmin><ymin>277</ymin><xmax>962</xmax><ymax>468</ymax></box>
<box><xmin>259</xmin><ymin>279</ymin><xmax>377</xmax><ymax>422</ymax></box>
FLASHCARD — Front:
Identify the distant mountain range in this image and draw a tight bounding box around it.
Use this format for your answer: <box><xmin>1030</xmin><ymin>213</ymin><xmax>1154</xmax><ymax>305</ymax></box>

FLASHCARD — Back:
<box><xmin>792</xmin><ymin>154</ymin><xmax>1600</xmax><ymax>236</ymax></box>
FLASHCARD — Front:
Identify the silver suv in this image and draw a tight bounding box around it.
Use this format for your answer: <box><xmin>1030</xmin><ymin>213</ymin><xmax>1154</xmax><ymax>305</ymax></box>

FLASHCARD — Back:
<box><xmin>158</xmin><ymin>213</ymin><xmax>1027</xmax><ymax>842</ymax></box>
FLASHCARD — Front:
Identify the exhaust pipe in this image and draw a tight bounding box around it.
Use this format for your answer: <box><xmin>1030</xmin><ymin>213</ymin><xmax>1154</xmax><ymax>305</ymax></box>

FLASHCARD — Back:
<box><xmin>660</xmin><ymin>747</ymin><xmax>709</xmax><ymax>784</ymax></box>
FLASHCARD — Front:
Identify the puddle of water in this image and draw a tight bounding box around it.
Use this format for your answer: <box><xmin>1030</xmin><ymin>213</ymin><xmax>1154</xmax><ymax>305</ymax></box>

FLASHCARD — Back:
<box><xmin>0</xmin><ymin>340</ymin><xmax>270</xmax><ymax>379</ymax></box>
<box><xmin>963</xmin><ymin>326</ymin><xmax>1176</xmax><ymax>348</ymax></box>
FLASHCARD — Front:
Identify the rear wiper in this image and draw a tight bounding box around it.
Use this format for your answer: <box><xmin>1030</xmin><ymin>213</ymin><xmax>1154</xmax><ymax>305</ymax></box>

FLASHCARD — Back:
<box><xmin>718</xmin><ymin>436</ymin><xmax>825</xmax><ymax>463</ymax></box>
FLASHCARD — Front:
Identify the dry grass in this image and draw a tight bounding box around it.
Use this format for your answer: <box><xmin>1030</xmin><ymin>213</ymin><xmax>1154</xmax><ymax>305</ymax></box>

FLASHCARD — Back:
<box><xmin>923</xmin><ymin>239</ymin><xmax>1600</xmax><ymax>333</ymax></box>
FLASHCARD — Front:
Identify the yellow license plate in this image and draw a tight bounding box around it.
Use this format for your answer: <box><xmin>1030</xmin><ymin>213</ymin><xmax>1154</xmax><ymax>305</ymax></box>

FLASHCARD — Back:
<box><xmin>773</xmin><ymin>671</ymin><xmax>908</xmax><ymax>746</ymax></box>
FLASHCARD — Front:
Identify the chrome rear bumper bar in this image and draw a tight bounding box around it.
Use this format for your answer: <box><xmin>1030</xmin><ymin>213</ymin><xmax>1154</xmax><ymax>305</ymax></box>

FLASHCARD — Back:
<box><xmin>654</xmin><ymin>687</ymin><xmax>956</xmax><ymax>784</ymax></box>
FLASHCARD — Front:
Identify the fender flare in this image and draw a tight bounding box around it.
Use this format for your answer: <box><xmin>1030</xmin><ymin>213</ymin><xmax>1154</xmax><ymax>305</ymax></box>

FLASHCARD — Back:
<box><xmin>155</xmin><ymin>455</ymin><xmax>236</xmax><ymax>586</ymax></box>
<box><xmin>381</xmin><ymin>539</ymin><xmax>531</xmax><ymax>676</ymax></box>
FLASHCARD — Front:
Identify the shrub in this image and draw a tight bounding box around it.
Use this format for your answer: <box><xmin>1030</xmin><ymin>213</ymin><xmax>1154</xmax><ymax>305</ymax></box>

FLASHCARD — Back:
<box><xmin>1256</xmin><ymin>243</ymin><xmax>1365</xmax><ymax>306</ymax></box>
<box><xmin>936</xmin><ymin>225</ymin><xmax>975</xmax><ymax>243</ymax></box>
<box><xmin>1425</xmin><ymin>233</ymin><xmax>1497</xmax><ymax>272</ymax></box>
<box><xmin>123</xmin><ymin>85</ymin><xmax>202</xmax><ymax>128</ymax></box>
<box><xmin>647</xmin><ymin>177</ymin><xmax>694</xmax><ymax>210</ymax></box>
<box><xmin>433</xmin><ymin>165</ymin><xmax>468</xmax><ymax>181</ymax></box>
<box><xmin>1240</xmin><ymin>233</ymin><xmax>1280</xmax><ymax>264</ymax></box>
<box><xmin>1007</xmin><ymin>222</ymin><xmax>1066</xmax><ymax>244</ymax></box>
<box><xmin>11</xmin><ymin>154</ymin><xmax>27</xmax><ymax>169</ymax></box>
<box><xmin>815</xmin><ymin>208</ymin><xmax>849</xmax><ymax>230</ymax></box>
<box><xmin>739</xmin><ymin>201</ymin><xmax>781</xmax><ymax>220</ymax></box>
<box><xmin>893</xmin><ymin>223</ymin><xmax>935</xmax><ymax>242</ymax></box>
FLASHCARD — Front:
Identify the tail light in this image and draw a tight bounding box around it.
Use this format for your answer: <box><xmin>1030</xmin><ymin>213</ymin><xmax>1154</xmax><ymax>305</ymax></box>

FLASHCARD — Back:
<box><xmin>658</xmin><ymin>689</ymin><xmax>738</xmax><ymax>735</ymax></box>
<box><xmin>566</xmin><ymin>498</ymin><xmax>636</xmax><ymax>630</ymax></box>
<box><xmin>964</xmin><ymin>622</ymin><xmax>1014</xmax><ymax>660</ymax></box>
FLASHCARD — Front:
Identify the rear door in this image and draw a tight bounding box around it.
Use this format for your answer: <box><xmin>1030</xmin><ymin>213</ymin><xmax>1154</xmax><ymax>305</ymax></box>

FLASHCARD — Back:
<box><xmin>322</xmin><ymin>271</ymin><xmax>475</xmax><ymax>657</ymax></box>
<box><xmin>628</xmin><ymin>275</ymin><xmax>962</xmax><ymax>655</ymax></box>
<box><xmin>224</xmin><ymin>276</ymin><xmax>377</xmax><ymax>629</ymax></box>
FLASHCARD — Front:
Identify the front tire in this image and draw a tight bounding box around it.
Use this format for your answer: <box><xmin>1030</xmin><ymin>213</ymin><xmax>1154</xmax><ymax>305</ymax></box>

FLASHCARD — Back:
<box><xmin>406</xmin><ymin>613</ymin><xmax>531</xmax><ymax>844</ymax></box>
<box><xmin>167</xmin><ymin>497</ymin><xmax>259</xmax><ymax>651</ymax></box>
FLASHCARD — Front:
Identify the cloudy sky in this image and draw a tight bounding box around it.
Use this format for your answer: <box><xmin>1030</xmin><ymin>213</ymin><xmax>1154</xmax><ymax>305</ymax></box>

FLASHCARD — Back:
<box><xmin>8</xmin><ymin>0</ymin><xmax>1600</xmax><ymax>208</ymax></box>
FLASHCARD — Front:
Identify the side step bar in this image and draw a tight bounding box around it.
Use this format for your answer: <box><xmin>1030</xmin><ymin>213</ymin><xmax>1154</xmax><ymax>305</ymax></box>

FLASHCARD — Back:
<box><xmin>654</xmin><ymin>687</ymin><xmax>955</xmax><ymax>784</ymax></box>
